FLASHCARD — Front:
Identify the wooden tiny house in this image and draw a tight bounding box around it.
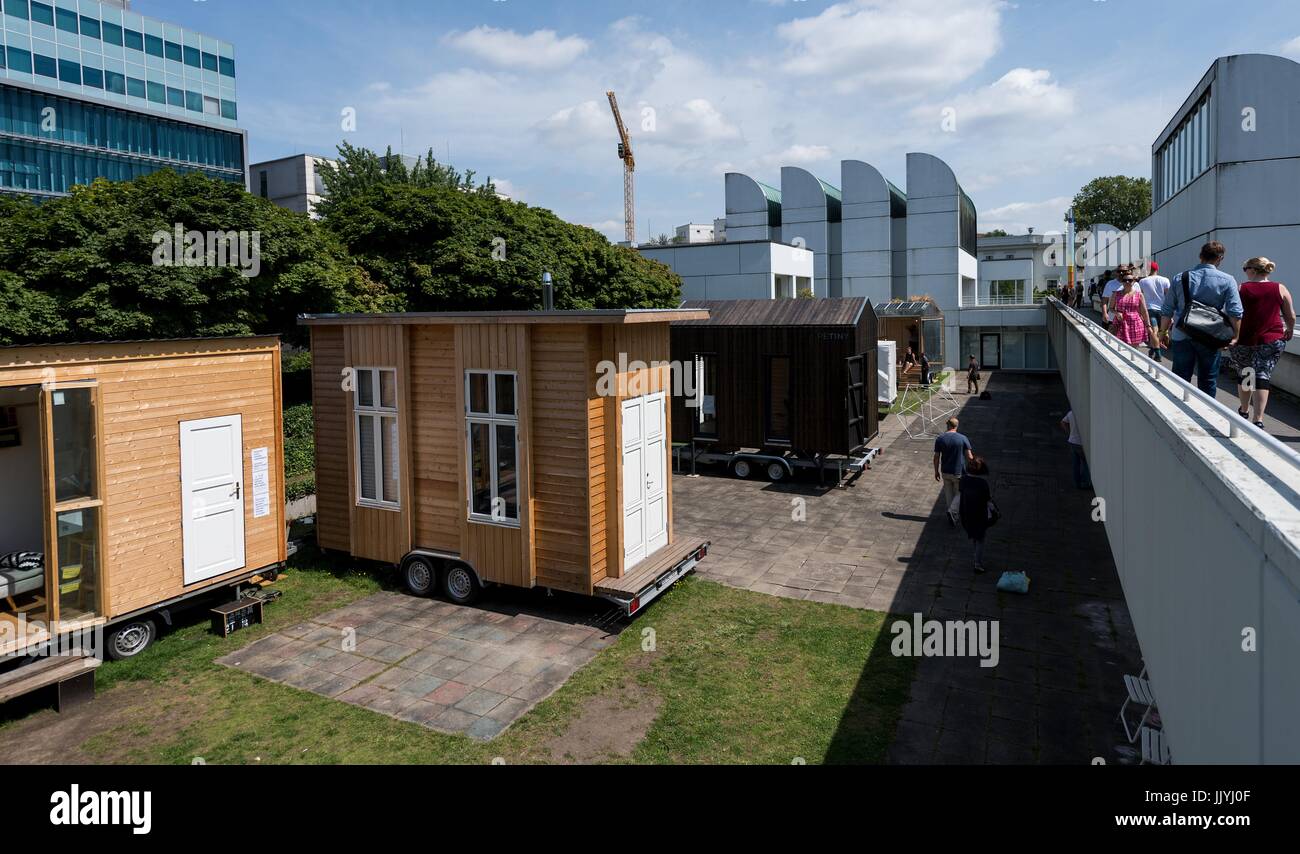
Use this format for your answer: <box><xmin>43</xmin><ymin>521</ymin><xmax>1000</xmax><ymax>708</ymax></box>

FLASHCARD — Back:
<box><xmin>301</xmin><ymin>309</ymin><xmax>711</xmax><ymax>614</ymax></box>
<box><xmin>670</xmin><ymin>298</ymin><xmax>880</xmax><ymax>477</ymax></box>
<box><xmin>0</xmin><ymin>337</ymin><xmax>287</xmax><ymax>662</ymax></box>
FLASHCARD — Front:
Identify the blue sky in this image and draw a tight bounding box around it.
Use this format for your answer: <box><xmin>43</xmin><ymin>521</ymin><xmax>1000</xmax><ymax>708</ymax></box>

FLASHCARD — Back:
<box><xmin>144</xmin><ymin>0</ymin><xmax>1300</xmax><ymax>239</ymax></box>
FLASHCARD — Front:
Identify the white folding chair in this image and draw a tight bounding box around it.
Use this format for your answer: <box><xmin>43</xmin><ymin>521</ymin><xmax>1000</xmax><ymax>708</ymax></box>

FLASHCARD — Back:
<box><xmin>1118</xmin><ymin>665</ymin><xmax>1157</xmax><ymax>744</ymax></box>
<box><xmin>1139</xmin><ymin>725</ymin><xmax>1171</xmax><ymax>765</ymax></box>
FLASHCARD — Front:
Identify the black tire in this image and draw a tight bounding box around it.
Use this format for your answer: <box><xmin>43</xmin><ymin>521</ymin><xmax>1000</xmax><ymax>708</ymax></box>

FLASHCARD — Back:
<box><xmin>766</xmin><ymin>461</ymin><xmax>788</xmax><ymax>482</ymax></box>
<box><xmin>442</xmin><ymin>563</ymin><xmax>481</xmax><ymax>606</ymax></box>
<box><xmin>732</xmin><ymin>458</ymin><xmax>752</xmax><ymax>479</ymax></box>
<box><xmin>106</xmin><ymin>617</ymin><xmax>156</xmax><ymax>661</ymax></box>
<box><xmin>402</xmin><ymin>556</ymin><xmax>438</xmax><ymax>597</ymax></box>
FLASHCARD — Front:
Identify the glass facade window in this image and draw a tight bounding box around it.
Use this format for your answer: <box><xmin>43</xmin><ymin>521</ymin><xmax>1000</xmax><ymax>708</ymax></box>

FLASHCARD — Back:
<box><xmin>101</xmin><ymin>20</ymin><xmax>121</xmax><ymax>46</ymax></box>
<box><xmin>31</xmin><ymin>2</ymin><xmax>52</xmax><ymax>27</ymax></box>
<box><xmin>125</xmin><ymin>75</ymin><xmax>144</xmax><ymax>98</ymax></box>
<box><xmin>163</xmin><ymin>40</ymin><xmax>181</xmax><ymax>63</ymax></box>
<box><xmin>57</xmin><ymin>57</ymin><xmax>79</xmax><ymax>84</ymax></box>
<box><xmin>146</xmin><ymin>80</ymin><xmax>164</xmax><ymax>103</ymax></box>
<box><xmin>218</xmin><ymin>55</ymin><xmax>234</xmax><ymax>77</ymax></box>
<box><xmin>1156</xmin><ymin>88</ymin><xmax>1212</xmax><ymax>206</ymax></box>
<box><xmin>79</xmin><ymin>14</ymin><xmax>99</xmax><ymax>40</ymax></box>
<box><xmin>82</xmin><ymin>66</ymin><xmax>102</xmax><ymax>89</ymax></box>
<box><xmin>3</xmin><ymin>0</ymin><xmax>27</xmax><ymax>19</ymax></box>
<box><xmin>201</xmin><ymin>51</ymin><xmax>217</xmax><ymax>72</ymax></box>
<box><xmin>182</xmin><ymin>45</ymin><xmax>200</xmax><ymax>68</ymax></box>
<box><xmin>54</xmin><ymin>6</ymin><xmax>76</xmax><ymax>34</ymax></box>
<box><xmin>7</xmin><ymin>47</ymin><xmax>32</xmax><ymax>74</ymax></box>
<box><xmin>123</xmin><ymin>28</ymin><xmax>142</xmax><ymax>51</ymax></box>
<box><xmin>144</xmin><ymin>33</ymin><xmax>163</xmax><ymax>57</ymax></box>
<box><xmin>165</xmin><ymin>86</ymin><xmax>183</xmax><ymax>107</ymax></box>
<box><xmin>0</xmin><ymin>83</ymin><xmax>246</xmax><ymax>195</ymax></box>
<box><xmin>104</xmin><ymin>69</ymin><xmax>124</xmax><ymax>94</ymax></box>
<box><xmin>33</xmin><ymin>52</ymin><xmax>55</xmax><ymax>78</ymax></box>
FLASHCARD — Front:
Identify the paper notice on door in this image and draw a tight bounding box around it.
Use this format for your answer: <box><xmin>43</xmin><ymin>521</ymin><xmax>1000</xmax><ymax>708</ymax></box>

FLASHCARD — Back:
<box><xmin>251</xmin><ymin>446</ymin><xmax>270</xmax><ymax>518</ymax></box>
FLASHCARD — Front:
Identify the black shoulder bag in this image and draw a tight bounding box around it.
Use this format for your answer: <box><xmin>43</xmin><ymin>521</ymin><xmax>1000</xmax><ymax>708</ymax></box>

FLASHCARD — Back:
<box><xmin>1176</xmin><ymin>272</ymin><xmax>1235</xmax><ymax>348</ymax></box>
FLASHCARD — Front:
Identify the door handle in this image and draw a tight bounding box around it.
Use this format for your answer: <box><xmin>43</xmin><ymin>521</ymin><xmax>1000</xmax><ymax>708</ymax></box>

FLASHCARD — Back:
<box><xmin>233</xmin><ymin>483</ymin><xmax>242</xmax><ymax>500</ymax></box>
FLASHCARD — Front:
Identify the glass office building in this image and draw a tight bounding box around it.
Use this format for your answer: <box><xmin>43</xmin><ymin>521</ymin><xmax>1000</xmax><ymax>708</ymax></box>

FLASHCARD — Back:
<box><xmin>0</xmin><ymin>0</ymin><xmax>245</xmax><ymax>197</ymax></box>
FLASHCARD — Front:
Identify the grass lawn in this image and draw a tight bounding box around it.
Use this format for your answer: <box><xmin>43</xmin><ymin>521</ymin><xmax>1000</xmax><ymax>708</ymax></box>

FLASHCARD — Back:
<box><xmin>883</xmin><ymin>371</ymin><xmax>951</xmax><ymax>415</ymax></box>
<box><xmin>0</xmin><ymin>551</ymin><xmax>915</xmax><ymax>765</ymax></box>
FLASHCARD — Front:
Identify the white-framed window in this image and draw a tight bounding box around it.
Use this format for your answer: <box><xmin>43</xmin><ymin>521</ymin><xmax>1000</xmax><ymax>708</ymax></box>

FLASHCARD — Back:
<box><xmin>465</xmin><ymin>370</ymin><xmax>519</xmax><ymax>526</ymax></box>
<box><xmin>354</xmin><ymin>367</ymin><xmax>400</xmax><ymax>509</ymax></box>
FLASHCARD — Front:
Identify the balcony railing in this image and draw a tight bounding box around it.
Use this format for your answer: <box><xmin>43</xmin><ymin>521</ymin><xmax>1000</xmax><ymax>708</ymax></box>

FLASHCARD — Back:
<box><xmin>961</xmin><ymin>292</ymin><xmax>1049</xmax><ymax>307</ymax></box>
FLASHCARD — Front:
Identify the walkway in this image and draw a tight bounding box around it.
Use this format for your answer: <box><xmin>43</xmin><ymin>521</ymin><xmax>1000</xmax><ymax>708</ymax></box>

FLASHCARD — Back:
<box><xmin>673</xmin><ymin>372</ymin><xmax>1144</xmax><ymax>764</ymax></box>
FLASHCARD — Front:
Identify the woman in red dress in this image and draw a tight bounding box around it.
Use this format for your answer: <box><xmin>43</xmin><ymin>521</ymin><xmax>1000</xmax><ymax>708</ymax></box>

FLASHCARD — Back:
<box><xmin>1110</xmin><ymin>273</ymin><xmax>1157</xmax><ymax>350</ymax></box>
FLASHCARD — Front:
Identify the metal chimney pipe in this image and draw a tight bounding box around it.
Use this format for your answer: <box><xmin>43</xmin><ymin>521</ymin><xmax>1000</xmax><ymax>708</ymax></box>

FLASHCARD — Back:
<box><xmin>542</xmin><ymin>271</ymin><xmax>554</xmax><ymax>311</ymax></box>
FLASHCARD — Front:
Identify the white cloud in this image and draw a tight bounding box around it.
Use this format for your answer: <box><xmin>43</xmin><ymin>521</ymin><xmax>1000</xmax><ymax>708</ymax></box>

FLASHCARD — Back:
<box><xmin>980</xmin><ymin>196</ymin><xmax>1073</xmax><ymax>235</ymax></box>
<box><xmin>917</xmin><ymin>68</ymin><xmax>1075</xmax><ymax>133</ymax></box>
<box><xmin>777</xmin><ymin>0</ymin><xmax>1005</xmax><ymax>94</ymax></box>
<box><xmin>534</xmin><ymin>100</ymin><xmax>610</xmax><ymax>148</ymax></box>
<box><xmin>1282</xmin><ymin>36</ymin><xmax>1300</xmax><ymax>60</ymax></box>
<box><xmin>443</xmin><ymin>26</ymin><xmax>589</xmax><ymax>70</ymax></box>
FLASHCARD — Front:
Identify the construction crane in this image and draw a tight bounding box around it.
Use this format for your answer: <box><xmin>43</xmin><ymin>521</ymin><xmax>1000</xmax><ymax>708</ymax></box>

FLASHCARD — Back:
<box><xmin>606</xmin><ymin>90</ymin><xmax>636</xmax><ymax>245</ymax></box>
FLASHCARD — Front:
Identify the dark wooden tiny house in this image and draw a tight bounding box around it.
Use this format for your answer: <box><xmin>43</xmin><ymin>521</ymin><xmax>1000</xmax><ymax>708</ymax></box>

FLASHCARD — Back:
<box><xmin>670</xmin><ymin>298</ymin><xmax>879</xmax><ymax>460</ymax></box>
<box><xmin>301</xmin><ymin>309</ymin><xmax>711</xmax><ymax>614</ymax></box>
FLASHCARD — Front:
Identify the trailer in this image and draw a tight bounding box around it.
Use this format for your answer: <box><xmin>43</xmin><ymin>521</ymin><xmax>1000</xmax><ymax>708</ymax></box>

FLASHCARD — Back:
<box><xmin>669</xmin><ymin>298</ymin><xmax>880</xmax><ymax>483</ymax></box>
<box><xmin>300</xmin><ymin>308</ymin><xmax>711</xmax><ymax>614</ymax></box>
<box><xmin>0</xmin><ymin>337</ymin><xmax>288</xmax><ymax>673</ymax></box>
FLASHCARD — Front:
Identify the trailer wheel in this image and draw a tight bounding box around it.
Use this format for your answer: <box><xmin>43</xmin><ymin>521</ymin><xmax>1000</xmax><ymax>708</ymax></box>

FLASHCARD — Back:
<box><xmin>732</xmin><ymin>459</ymin><xmax>752</xmax><ymax>479</ymax></box>
<box><xmin>402</xmin><ymin>556</ymin><xmax>438</xmax><ymax>597</ymax></box>
<box><xmin>443</xmin><ymin>563</ymin><xmax>482</xmax><ymax>606</ymax></box>
<box><xmin>766</xmin><ymin>461</ymin><xmax>788</xmax><ymax>482</ymax></box>
<box><xmin>106</xmin><ymin>617</ymin><xmax>156</xmax><ymax>661</ymax></box>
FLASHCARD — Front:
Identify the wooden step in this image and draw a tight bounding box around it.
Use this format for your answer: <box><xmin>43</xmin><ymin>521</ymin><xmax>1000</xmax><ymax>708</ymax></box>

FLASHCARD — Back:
<box><xmin>0</xmin><ymin>652</ymin><xmax>100</xmax><ymax>705</ymax></box>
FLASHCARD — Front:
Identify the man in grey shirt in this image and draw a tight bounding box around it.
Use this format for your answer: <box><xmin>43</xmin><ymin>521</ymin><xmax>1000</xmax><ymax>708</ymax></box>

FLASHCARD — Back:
<box><xmin>1159</xmin><ymin>241</ymin><xmax>1243</xmax><ymax>396</ymax></box>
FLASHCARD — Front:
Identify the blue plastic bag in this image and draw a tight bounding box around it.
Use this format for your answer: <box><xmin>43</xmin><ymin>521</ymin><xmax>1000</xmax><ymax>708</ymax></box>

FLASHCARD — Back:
<box><xmin>996</xmin><ymin>571</ymin><xmax>1030</xmax><ymax>594</ymax></box>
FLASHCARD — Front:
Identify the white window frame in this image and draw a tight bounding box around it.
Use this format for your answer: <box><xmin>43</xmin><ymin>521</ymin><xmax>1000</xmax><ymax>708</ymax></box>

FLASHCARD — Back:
<box><xmin>354</xmin><ymin>366</ymin><xmax>400</xmax><ymax>510</ymax></box>
<box><xmin>465</xmin><ymin>370</ymin><xmax>520</xmax><ymax>527</ymax></box>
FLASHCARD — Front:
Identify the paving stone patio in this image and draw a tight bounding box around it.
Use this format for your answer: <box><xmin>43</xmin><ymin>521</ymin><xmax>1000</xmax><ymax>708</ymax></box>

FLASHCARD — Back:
<box><xmin>674</xmin><ymin>371</ymin><xmax>1146</xmax><ymax>764</ymax></box>
<box><xmin>217</xmin><ymin>591</ymin><xmax>616</xmax><ymax>740</ymax></box>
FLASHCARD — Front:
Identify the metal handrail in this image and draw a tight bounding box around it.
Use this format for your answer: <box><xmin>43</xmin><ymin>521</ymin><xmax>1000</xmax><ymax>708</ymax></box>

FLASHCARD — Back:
<box><xmin>1048</xmin><ymin>297</ymin><xmax>1300</xmax><ymax>473</ymax></box>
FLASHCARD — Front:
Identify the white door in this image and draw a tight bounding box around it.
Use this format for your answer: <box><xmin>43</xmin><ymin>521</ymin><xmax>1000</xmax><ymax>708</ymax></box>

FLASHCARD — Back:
<box><xmin>180</xmin><ymin>415</ymin><xmax>246</xmax><ymax>584</ymax></box>
<box><xmin>622</xmin><ymin>392</ymin><xmax>668</xmax><ymax>571</ymax></box>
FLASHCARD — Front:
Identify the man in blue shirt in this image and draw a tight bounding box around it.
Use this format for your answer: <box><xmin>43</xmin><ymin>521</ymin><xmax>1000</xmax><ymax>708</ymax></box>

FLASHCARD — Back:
<box><xmin>1159</xmin><ymin>241</ymin><xmax>1243</xmax><ymax>396</ymax></box>
<box><xmin>933</xmin><ymin>417</ymin><xmax>974</xmax><ymax>526</ymax></box>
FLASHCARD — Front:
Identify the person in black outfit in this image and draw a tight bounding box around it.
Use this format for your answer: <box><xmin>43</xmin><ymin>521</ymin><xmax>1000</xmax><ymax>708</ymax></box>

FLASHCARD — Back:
<box><xmin>959</xmin><ymin>456</ymin><xmax>994</xmax><ymax>573</ymax></box>
<box><xmin>919</xmin><ymin>352</ymin><xmax>931</xmax><ymax>385</ymax></box>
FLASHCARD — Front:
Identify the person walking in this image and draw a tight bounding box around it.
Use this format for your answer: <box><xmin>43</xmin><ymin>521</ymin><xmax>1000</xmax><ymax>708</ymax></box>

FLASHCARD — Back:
<box><xmin>966</xmin><ymin>355</ymin><xmax>980</xmax><ymax>395</ymax></box>
<box><xmin>1060</xmin><ymin>409</ymin><xmax>1091</xmax><ymax>489</ymax></box>
<box><xmin>959</xmin><ymin>456</ymin><xmax>996</xmax><ymax>574</ymax></box>
<box><xmin>1110</xmin><ymin>272</ymin><xmax>1158</xmax><ymax>349</ymax></box>
<box><xmin>933</xmin><ymin>417</ymin><xmax>974</xmax><ymax>527</ymax></box>
<box><xmin>1158</xmin><ymin>241</ymin><xmax>1243</xmax><ymax>396</ymax></box>
<box><xmin>919</xmin><ymin>351</ymin><xmax>931</xmax><ymax>386</ymax></box>
<box><xmin>1228</xmin><ymin>257</ymin><xmax>1295</xmax><ymax>428</ymax></box>
<box><xmin>1138</xmin><ymin>261</ymin><xmax>1171</xmax><ymax>360</ymax></box>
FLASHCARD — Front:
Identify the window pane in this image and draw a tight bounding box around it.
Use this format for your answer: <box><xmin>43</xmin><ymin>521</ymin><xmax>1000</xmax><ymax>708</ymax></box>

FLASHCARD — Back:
<box><xmin>357</xmin><ymin>415</ymin><xmax>377</xmax><ymax>500</ymax></box>
<box><xmin>356</xmin><ymin>369</ymin><xmax>374</xmax><ymax>408</ymax></box>
<box><xmin>101</xmin><ymin>21</ymin><xmax>122</xmax><ymax>46</ymax></box>
<box><xmin>56</xmin><ymin>507</ymin><xmax>99</xmax><ymax>621</ymax></box>
<box><xmin>379</xmin><ymin>369</ymin><xmax>397</xmax><ymax>409</ymax></box>
<box><xmin>144</xmin><ymin>34</ymin><xmax>163</xmax><ymax>58</ymax></box>
<box><xmin>183</xmin><ymin>45</ymin><xmax>201</xmax><ymax>68</ymax></box>
<box><xmin>218</xmin><ymin>56</ymin><xmax>235</xmax><ymax>78</ymax></box>
<box><xmin>164</xmin><ymin>41</ymin><xmax>182</xmax><ymax>63</ymax></box>
<box><xmin>31</xmin><ymin>2</ymin><xmax>52</xmax><ymax>26</ymax></box>
<box><xmin>3</xmin><ymin>0</ymin><xmax>28</xmax><ymax>19</ymax></box>
<box><xmin>79</xmin><ymin>15</ymin><xmax>100</xmax><ymax>40</ymax></box>
<box><xmin>52</xmin><ymin>387</ymin><xmax>96</xmax><ymax>504</ymax></box>
<box><xmin>381</xmin><ymin>416</ymin><xmax>399</xmax><ymax>504</ymax></box>
<box><xmin>494</xmin><ymin>374</ymin><xmax>516</xmax><ymax>416</ymax></box>
<box><xmin>470</xmin><ymin>422</ymin><xmax>491</xmax><ymax>515</ymax></box>
<box><xmin>468</xmin><ymin>372</ymin><xmax>488</xmax><ymax>414</ymax></box>
<box><xmin>495</xmin><ymin>424</ymin><xmax>517</xmax><ymax>520</ymax></box>
<box><xmin>55</xmin><ymin>7</ymin><xmax>77</xmax><ymax>33</ymax></box>
<box><xmin>124</xmin><ymin>29</ymin><xmax>143</xmax><ymax>52</ymax></box>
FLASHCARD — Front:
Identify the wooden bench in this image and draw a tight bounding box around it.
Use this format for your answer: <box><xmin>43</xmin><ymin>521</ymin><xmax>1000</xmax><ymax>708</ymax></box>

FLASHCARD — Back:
<box><xmin>0</xmin><ymin>651</ymin><xmax>101</xmax><ymax>712</ymax></box>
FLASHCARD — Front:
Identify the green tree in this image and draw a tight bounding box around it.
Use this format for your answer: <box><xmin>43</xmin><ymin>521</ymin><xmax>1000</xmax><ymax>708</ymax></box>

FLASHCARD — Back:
<box><xmin>0</xmin><ymin>171</ymin><xmax>397</xmax><ymax>345</ymax></box>
<box><xmin>1071</xmin><ymin>176</ymin><xmax>1152</xmax><ymax>232</ymax></box>
<box><xmin>315</xmin><ymin>142</ymin><xmax>496</xmax><ymax>219</ymax></box>
<box><xmin>321</xmin><ymin>182</ymin><xmax>682</xmax><ymax>311</ymax></box>
<box><xmin>981</xmin><ymin>229</ymin><xmax>1009</xmax><ymax>237</ymax></box>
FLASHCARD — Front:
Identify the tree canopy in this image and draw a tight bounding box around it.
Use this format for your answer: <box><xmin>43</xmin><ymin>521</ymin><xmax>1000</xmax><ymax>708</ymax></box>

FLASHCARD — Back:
<box><xmin>0</xmin><ymin>171</ymin><xmax>395</xmax><ymax>346</ymax></box>
<box><xmin>0</xmin><ymin>144</ymin><xmax>682</xmax><ymax>346</ymax></box>
<box><xmin>314</xmin><ymin>142</ymin><xmax>497</xmax><ymax>219</ymax></box>
<box><xmin>1071</xmin><ymin>176</ymin><xmax>1152</xmax><ymax>232</ymax></box>
<box><xmin>320</xmin><ymin>181</ymin><xmax>681</xmax><ymax>312</ymax></box>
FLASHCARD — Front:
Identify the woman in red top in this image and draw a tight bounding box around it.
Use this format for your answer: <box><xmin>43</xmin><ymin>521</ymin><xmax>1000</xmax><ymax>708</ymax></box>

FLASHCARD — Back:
<box><xmin>1229</xmin><ymin>257</ymin><xmax>1295</xmax><ymax>428</ymax></box>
